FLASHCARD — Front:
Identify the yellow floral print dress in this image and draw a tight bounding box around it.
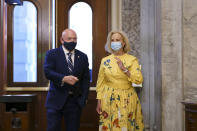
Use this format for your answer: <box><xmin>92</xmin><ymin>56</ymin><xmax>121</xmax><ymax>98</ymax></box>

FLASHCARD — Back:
<box><xmin>96</xmin><ymin>53</ymin><xmax>144</xmax><ymax>131</ymax></box>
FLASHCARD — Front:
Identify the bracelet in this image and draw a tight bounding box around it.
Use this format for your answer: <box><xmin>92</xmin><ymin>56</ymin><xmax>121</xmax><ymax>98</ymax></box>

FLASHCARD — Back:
<box><xmin>123</xmin><ymin>69</ymin><xmax>129</xmax><ymax>73</ymax></box>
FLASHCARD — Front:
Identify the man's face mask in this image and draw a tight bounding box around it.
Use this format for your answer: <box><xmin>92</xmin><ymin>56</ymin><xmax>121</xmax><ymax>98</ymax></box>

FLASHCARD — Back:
<box><xmin>63</xmin><ymin>41</ymin><xmax>77</xmax><ymax>51</ymax></box>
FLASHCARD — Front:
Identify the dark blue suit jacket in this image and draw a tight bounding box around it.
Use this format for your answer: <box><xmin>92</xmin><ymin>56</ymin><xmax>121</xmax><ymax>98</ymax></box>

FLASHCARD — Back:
<box><xmin>44</xmin><ymin>46</ymin><xmax>90</xmax><ymax>110</ymax></box>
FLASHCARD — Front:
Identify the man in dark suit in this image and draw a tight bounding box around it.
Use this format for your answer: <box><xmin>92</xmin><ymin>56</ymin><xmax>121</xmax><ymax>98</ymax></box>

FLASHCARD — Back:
<box><xmin>44</xmin><ymin>29</ymin><xmax>90</xmax><ymax>131</ymax></box>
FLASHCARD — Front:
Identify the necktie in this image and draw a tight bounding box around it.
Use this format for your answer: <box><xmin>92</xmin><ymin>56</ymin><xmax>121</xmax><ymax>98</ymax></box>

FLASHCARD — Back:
<box><xmin>67</xmin><ymin>53</ymin><xmax>74</xmax><ymax>74</ymax></box>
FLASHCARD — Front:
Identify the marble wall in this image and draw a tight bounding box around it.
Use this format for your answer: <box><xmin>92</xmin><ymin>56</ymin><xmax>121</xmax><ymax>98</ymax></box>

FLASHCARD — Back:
<box><xmin>183</xmin><ymin>0</ymin><xmax>197</xmax><ymax>102</ymax></box>
<box><xmin>122</xmin><ymin>0</ymin><xmax>140</xmax><ymax>58</ymax></box>
<box><xmin>161</xmin><ymin>0</ymin><xmax>184</xmax><ymax>130</ymax></box>
<box><xmin>162</xmin><ymin>0</ymin><xmax>197</xmax><ymax>130</ymax></box>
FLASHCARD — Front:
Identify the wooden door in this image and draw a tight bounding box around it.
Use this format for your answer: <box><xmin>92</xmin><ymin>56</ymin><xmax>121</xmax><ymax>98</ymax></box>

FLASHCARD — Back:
<box><xmin>56</xmin><ymin>0</ymin><xmax>111</xmax><ymax>130</ymax></box>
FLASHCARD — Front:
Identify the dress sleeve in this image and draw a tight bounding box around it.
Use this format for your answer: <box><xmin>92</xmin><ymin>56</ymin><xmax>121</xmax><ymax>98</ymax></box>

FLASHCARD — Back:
<box><xmin>128</xmin><ymin>58</ymin><xmax>143</xmax><ymax>84</ymax></box>
<box><xmin>96</xmin><ymin>59</ymin><xmax>105</xmax><ymax>99</ymax></box>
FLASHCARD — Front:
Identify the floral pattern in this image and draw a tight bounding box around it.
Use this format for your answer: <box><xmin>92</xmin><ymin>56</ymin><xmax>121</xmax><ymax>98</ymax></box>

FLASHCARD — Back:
<box><xmin>113</xmin><ymin>118</ymin><xmax>120</xmax><ymax>128</ymax></box>
<box><xmin>102</xmin><ymin>126</ymin><xmax>108</xmax><ymax>131</ymax></box>
<box><xmin>104</xmin><ymin>59</ymin><xmax>112</xmax><ymax>70</ymax></box>
<box><xmin>99</xmin><ymin>88</ymin><xmax>144</xmax><ymax>131</ymax></box>
<box><xmin>101</xmin><ymin>111</ymin><xmax>109</xmax><ymax>119</ymax></box>
<box><xmin>96</xmin><ymin>54</ymin><xmax>144</xmax><ymax>131</ymax></box>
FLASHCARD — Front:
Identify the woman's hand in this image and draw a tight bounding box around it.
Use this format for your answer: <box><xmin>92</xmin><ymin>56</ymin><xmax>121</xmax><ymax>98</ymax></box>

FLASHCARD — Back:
<box><xmin>114</xmin><ymin>57</ymin><xmax>127</xmax><ymax>71</ymax></box>
<box><xmin>96</xmin><ymin>99</ymin><xmax>102</xmax><ymax>114</ymax></box>
<box><xmin>114</xmin><ymin>57</ymin><xmax>130</xmax><ymax>77</ymax></box>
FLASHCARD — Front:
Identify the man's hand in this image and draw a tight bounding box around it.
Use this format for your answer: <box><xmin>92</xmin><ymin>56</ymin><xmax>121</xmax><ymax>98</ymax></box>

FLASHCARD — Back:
<box><xmin>62</xmin><ymin>75</ymin><xmax>79</xmax><ymax>85</ymax></box>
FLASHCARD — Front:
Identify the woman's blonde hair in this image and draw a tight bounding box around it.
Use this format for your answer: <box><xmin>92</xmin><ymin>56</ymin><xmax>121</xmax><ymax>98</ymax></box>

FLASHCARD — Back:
<box><xmin>105</xmin><ymin>30</ymin><xmax>131</xmax><ymax>53</ymax></box>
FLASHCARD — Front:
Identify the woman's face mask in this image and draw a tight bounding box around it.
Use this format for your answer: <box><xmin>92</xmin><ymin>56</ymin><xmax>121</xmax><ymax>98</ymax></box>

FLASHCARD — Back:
<box><xmin>111</xmin><ymin>41</ymin><xmax>122</xmax><ymax>51</ymax></box>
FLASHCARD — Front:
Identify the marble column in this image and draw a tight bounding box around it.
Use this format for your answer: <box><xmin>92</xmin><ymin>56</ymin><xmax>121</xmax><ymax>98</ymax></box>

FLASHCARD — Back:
<box><xmin>183</xmin><ymin>0</ymin><xmax>197</xmax><ymax>102</ymax></box>
<box><xmin>111</xmin><ymin>0</ymin><xmax>122</xmax><ymax>31</ymax></box>
<box><xmin>122</xmin><ymin>0</ymin><xmax>140</xmax><ymax>58</ymax></box>
<box><xmin>161</xmin><ymin>0</ymin><xmax>183</xmax><ymax>131</ymax></box>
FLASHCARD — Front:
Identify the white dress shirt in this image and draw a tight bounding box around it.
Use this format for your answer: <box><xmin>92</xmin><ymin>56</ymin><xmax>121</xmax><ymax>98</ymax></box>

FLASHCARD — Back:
<box><xmin>62</xmin><ymin>46</ymin><xmax>75</xmax><ymax>65</ymax></box>
<box><xmin>61</xmin><ymin>46</ymin><xmax>75</xmax><ymax>86</ymax></box>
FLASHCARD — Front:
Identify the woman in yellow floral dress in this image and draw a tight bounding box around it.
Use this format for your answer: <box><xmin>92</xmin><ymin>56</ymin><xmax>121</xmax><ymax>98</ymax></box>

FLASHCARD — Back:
<box><xmin>96</xmin><ymin>30</ymin><xmax>144</xmax><ymax>131</ymax></box>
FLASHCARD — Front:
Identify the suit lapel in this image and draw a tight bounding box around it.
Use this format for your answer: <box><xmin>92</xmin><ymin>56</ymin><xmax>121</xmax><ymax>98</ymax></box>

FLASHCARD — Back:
<box><xmin>59</xmin><ymin>46</ymin><xmax>69</xmax><ymax>74</ymax></box>
<box><xmin>73</xmin><ymin>50</ymin><xmax>80</xmax><ymax>74</ymax></box>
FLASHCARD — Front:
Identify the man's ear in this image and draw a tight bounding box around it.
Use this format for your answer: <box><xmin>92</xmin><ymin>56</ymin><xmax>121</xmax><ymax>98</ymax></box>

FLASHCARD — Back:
<box><xmin>60</xmin><ymin>37</ymin><xmax>64</xmax><ymax>44</ymax></box>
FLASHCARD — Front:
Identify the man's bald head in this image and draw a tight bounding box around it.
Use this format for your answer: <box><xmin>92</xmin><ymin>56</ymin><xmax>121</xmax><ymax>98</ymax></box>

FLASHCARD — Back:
<box><xmin>60</xmin><ymin>29</ymin><xmax>77</xmax><ymax>44</ymax></box>
<box><xmin>62</xmin><ymin>29</ymin><xmax>76</xmax><ymax>38</ymax></box>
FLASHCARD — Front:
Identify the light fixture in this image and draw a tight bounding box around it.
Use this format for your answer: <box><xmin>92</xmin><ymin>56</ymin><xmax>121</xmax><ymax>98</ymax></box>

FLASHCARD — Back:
<box><xmin>5</xmin><ymin>0</ymin><xmax>23</xmax><ymax>5</ymax></box>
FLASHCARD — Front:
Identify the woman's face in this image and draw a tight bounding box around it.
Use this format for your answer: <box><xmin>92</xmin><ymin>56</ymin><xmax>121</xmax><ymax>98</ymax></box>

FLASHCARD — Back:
<box><xmin>111</xmin><ymin>33</ymin><xmax>125</xmax><ymax>47</ymax></box>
